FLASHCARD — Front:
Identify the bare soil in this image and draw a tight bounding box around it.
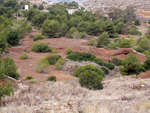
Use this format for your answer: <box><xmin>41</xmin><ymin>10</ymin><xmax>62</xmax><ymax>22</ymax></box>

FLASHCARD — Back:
<box><xmin>8</xmin><ymin>32</ymin><xmax>146</xmax><ymax>81</ymax></box>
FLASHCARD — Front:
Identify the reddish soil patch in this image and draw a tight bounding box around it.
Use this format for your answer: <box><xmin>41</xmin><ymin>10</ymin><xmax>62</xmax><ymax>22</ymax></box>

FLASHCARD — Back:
<box><xmin>9</xmin><ymin>34</ymin><xmax>77</xmax><ymax>81</ymax></box>
<box><xmin>8</xmin><ymin>32</ymin><xmax>146</xmax><ymax>81</ymax></box>
<box><xmin>138</xmin><ymin>71</ymin><xmax>150</xmax><ymax>79</ymax></box>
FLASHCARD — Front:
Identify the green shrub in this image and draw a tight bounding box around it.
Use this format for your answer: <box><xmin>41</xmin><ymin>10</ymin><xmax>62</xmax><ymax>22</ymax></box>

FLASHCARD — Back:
<box><xmin>106</xmin><ymin>42</ymin><xmax>118</xmax><ymax>49</ymax></box>
<box><xmin>67</xmin><ymin>52</ymin><xmax>96</xmax><ymax>62</ymax></box>
<box><xmin>134</xmin><ymin>46</ymin><xmax>145</xmax><ymax>53</ymax></box>
<box><xmin>111</xmin><ymin>57</ymin><xmax>122</xmax><ymax>66</ymax></box>
<box><xmin>67</xmin><ymin>27</ymin><xmax>78</xmax><ymax>38</ymax></box>
<box><xmin>25</xmin><ymin>76</ymin><xmax>33</xmax><ymax>80</ymax></box>
<box><xmin>0</xmin><ymin>57</ymin><xmax>19</xmax><ymax>80</ymax></box>
<box><xmin>93</xmin><ymin>58</ymin><xmax>104</xmax><ymax>66</ymax></box>
<box><xmin>0</xmin><ymin>34</ymin><xmax>7</xmax><ymax>55</ymax></box>
<box><xmin>147</xmin><ymin>35</ymin><xmax>150</xmax><ymax>39</ymax></box>
<box><xmin>29</xmin><ymin>79</ymin><xmax>37</xmax><ymax>83</ymax></box>
<box><xmin>20</xmin><ymin>52</ymin><xmax>28</xmax><ymax>60</ymax></box>
<box><xmin>97</xmin><ymin>32</ymin><xmax>109</xmax><ymax>48</ymax></box>
<box><xmin>101</xmin><ymin>66</ymin><xmax>109</xmax><ymax>75</ymax></box>
<box><xmin>47</xmin><ymin>76</ymin><xmax>56</xmax><ymax>82</ymax></box>
<box><xmin>134</xmin><ymin>19</ymin><xmax>141</xmax><ymax>26</ymax></box>
<box><xmin>54</xmin><ymin>58</ymin><xmax>65</xmax><ymax>70</ymax></box>
<box><xmin>143</xmin><ymin>58</ymin><xmax>150</xmax><ymax>70</ymax></box>
<box><xmin>31</xmin><ymin>42</ymin><xmax>52</xmax><ymax>53</ymax></box>
<box><xmin>103</xmin><ymin>62</ymin><xmax>115</xmax><ymax>70</ymax></box>
<box><xmin>88</xmin><ymin>39</ymin><xmax>96</xmax><ymax>46</ymax></box>
<box><xmin>119</xmin><ymin>53</ymin><xmax>142</xmax><ymax>75</ymax></box>
<box><xmin>0</xmin><ymin>83</ymin><xmax>14</xmax><ymax>101</ymax></box>
<box><xmin>135</xmin><ymin>37</ymin><xmax>150</xmax><ymax>53</ymax></box>
<box><xmin>66</xmin><ymin>48</ymin><xmax>73</xmax><ymax>55</ymax></box>
<box><xmin>34</xmin><ymin>34</ymin><xmax>45</xmax><ymax>41</ymax></box>
<box><xmin>88</xmin><ymin>42</ymin><xmax>94</xmax><ymax>46</ymax></box>
<box><xmin>7</xmin><ymin>30</ymin><xmax>20</xmax><ymax>46</ymax></box>
<box><xmin>35</xmin><ymin>58</ymin><xmax>50</xmax><ymax>73</ymax></box>
<box><xmin>79</xmin><ymin>70</ymin><xmax>103</xmax><ymax>90</ymax></box>
<box><xmin>46</xmin><ymin>54</ymin><xmax>61</xmax><ymax>65</ymax></box>
<box><xmin>74</xmin><ymin>64</ymin><xmax>104</xmax><ymax>77</ymax></box>
<box><xmin>129</xmin><ymin>27</ymin><xmax>141</xmax><ymax>35</ymax></box>
<box><xmin>26</xmin><ymin>24</ymin><xmax>32</xmax><ymax>33</ymax></box>
<box><xmin>79</xmin><ymin>32</ymin><xmax>86</xmax><ymax>38</ymax></box>
<box><xmin>118</xmin><ymin>37</ymin><xmax>131</xmax><ymax>48</ymax></box>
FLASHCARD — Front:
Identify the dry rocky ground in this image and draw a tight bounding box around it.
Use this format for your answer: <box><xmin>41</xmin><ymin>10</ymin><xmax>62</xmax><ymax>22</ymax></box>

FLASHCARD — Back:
<box><xmin>1</xmin><ymin>77</ymin><xmax>150</xmax><ymax>113</ymax></box>
<box><xmin>83</xmin><ymin>0</ymin><xmax>150</xmax><ymax>11</ymax></box>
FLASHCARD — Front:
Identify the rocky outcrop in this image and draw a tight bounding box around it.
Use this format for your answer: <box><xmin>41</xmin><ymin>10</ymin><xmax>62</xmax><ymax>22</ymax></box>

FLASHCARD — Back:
<box><xmin>63</xmin><ymin>59</ymin><xmax>101</xmax><ymax>75</ymax></box>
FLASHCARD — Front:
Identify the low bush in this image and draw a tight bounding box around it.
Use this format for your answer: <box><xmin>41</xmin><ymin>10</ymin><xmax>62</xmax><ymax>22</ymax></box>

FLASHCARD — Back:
<box><xmin>119</xmin><ymin>53</ymin><xmax>142</xmax><ymax>75</ymax></box>
<box><xmin>66</xmin><ymin>48</ymin><xmax>73</xmax><ymax>55</ymax></box>
<box><xmin>67</xmin><ymin>52</ymin><xmax>96</xmax><ymax>62</ymax></box>
<box><xmin>93</xmin><ymin>58</ymin><xmax>104</xmax><ymax>66</ymax></box>
<box><xmin>74</xmin><ymin>64</ymin><xmax>104</xmax><ymax>77</ymax></box>
<box><xmin>134</xmin><ymin>46</ymin><xmax>145</xmax><ymax>53</ymax></box>
<box><xmin>35</xmin><ymin>58</ymin><xmax>50</xmax><ymax>73</ymax></box>
<box><xmin>34</xmin><ymin>34</ymin><xmax>45</xmax><ymax>41</ymax></box>
<box><xmin>0</xmin><ymin>57</ymin><xmax>19</xmax><ymax>80</ymax></box>
<box><xmin>101</xmin><ymin>66</ymin><xmax>109</xmax><ymax>75</ymax></box>
<box><xmin>111</xmin><ymin>57</ymin><xmax>122</xmax><ymax>66</ymax></box>
<box><xmin>0</xmin><ymin>83</ymin><xmax>14</xmax><ymax>101</ymax></box>
<box><xmin>129</xmin><ymin>27</ymin><xmax>141</xmax><ymax>35</ymax></box>
<box><xmin>135</xmin><ymin>37</ymin><xmax>150</xmax><ymax>53</ymax></box>
<box><xmin>29</xmin><ymin>79</ymin><xmax>37</xmax><ymax>83</ymax></box>
<box><xmin>20</xmin><ymin>52</ymin><xmax>28</xmax><ymax>60</ymax></box>
<box><xmin>103</xmin><ymin>62</ymin><xmax>115</xmax><ymax>70</ymax></box>
<box><xmin>97</xmin><ymin>32</ymin><xmax>109</xmax><ymax>48</ymax></box>
<box><xmin>134</xmin><ymin>19</ymin><xmax>141</xmax><ymax>26</ymax></box>
<box><xmin>106</xmin><ymin>42</ymin><xmax>118</xmax><ymax>49</ymax></box>
<box><xmin>46</xmin><ymin>54</ymin><xmax>62</xmax><ymax>65</ymax></box>
<box><xmin>31</xmin><ymin>42</ymin><xmax>52</xmax><ymax>53</ymax></box>
<box><xmin>79</xmin><ymin>70</ymin><xmax>103</xmax><ymax>90</ymax></box>
<box><xmin>143</xmin><ymin>58</ymin><xmax>150</xmax><ymax>70</ymax></box>
<box><xmin>88</xmin><ymin>42</ymin><xmax>94</xmax><ymax>46</ymax></box>
<box><xmin>47</xmin><ymin>76</ymin><xmax>56</xmax><ymax>82</ymax></box>
<box><xmin>67</xmin><ymin>51</ymin><xmax>115</xmax><ymax>71</ymax></box>
<box><xmin>25</xmin><ymin>76</ymin><xmax>33</xmax><ymax>80</ymax></box>
<box><xmin>54</xmin><ymin>58</ymin><xmax>65</xmax><ymax>70</ymax></box>
<box><xmin>7</xmin><ymin>30</ymin><xmax>20</xmax><ymax>46</ymax></box>
<box><xmin>88</xmin><ymin>39</ymin><xmax>96</xmax><ymax>46</ymax></box>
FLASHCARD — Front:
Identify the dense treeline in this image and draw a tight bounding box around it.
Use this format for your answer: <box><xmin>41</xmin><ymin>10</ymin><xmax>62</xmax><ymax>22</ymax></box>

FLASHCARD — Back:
<box><xmin>0</xmin><ymin>0</ymin><xmax>32</xmax><ymax>55</ymax></box>
<box><xmin>25</xmin><ymin>3</ymin><xmax>141</xmax><ymax>39</ymax></box>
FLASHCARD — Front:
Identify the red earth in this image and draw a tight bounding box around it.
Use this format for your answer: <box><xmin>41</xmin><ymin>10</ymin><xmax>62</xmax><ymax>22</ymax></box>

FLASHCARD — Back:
<box><xmin>8</xmin><ymin>32</ymin><xmax>146</xmax><ymax>81</ymax></box>
<box><xmin>138</xmin><ymin>71</ymin><xmax>150</xmax><ymax>79</ymax></box>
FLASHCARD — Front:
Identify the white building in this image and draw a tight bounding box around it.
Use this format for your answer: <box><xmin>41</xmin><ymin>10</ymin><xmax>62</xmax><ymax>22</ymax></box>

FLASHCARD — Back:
<box><xmin>67</xmin><ymin>9</ymin><xmax>78</xmax><ymax>15</ymax></box>
<box><xmin>25</xmin><ymin>5</ymin><xmax>29</xmax><ymax>10</ymax></box>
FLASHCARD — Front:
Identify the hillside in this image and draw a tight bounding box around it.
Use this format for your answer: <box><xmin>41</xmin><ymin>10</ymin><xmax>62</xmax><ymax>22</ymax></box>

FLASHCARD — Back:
<box><xmin>46</xmin><ymin>0</ymin><xmax>85</xmax><ymax>2</ymax></box>
<box><xmin>83</xmin><ymin>0</ymin><xmax>150</xmax><ymax>11</ymax></box>
<box><xmin>1</xmin><ymin>0</ymin><xmax>150</xmax><ymax>113</ymax></box>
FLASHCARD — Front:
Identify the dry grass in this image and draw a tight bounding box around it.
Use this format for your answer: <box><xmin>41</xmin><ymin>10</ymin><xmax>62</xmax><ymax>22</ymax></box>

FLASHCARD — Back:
<box><xmin>1</xmin><ymin>77</ymin><xmax>150</xmax><ymax>113</ymax></box>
